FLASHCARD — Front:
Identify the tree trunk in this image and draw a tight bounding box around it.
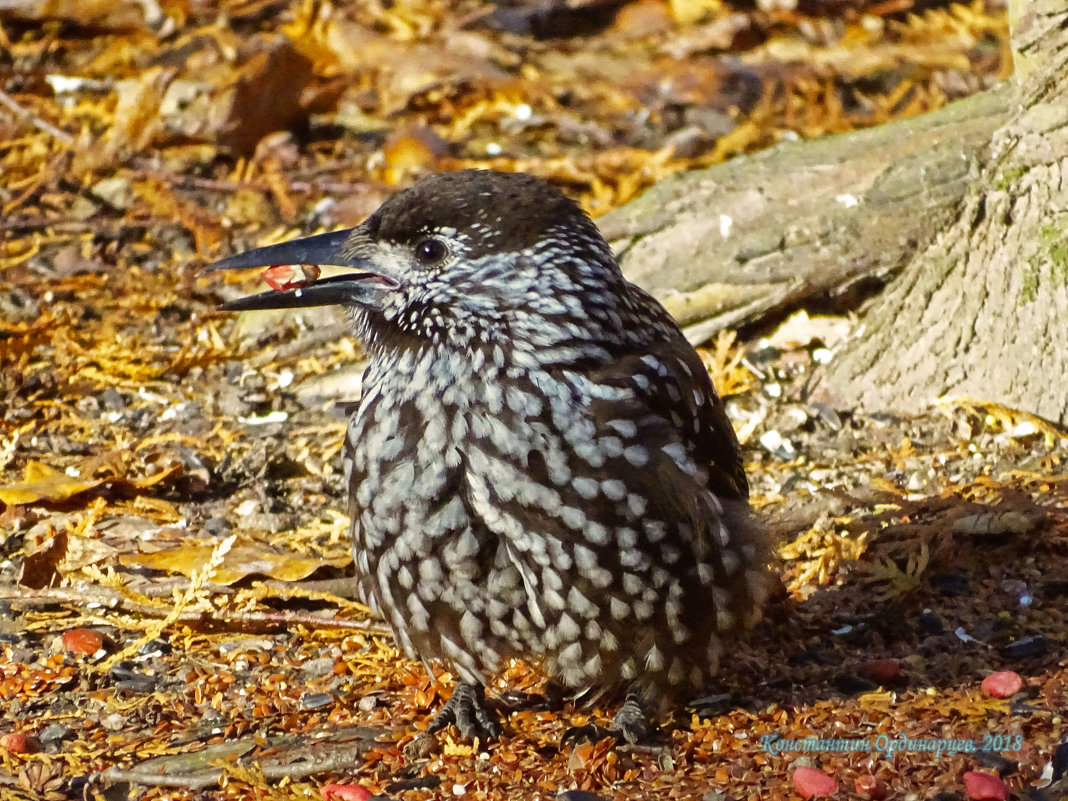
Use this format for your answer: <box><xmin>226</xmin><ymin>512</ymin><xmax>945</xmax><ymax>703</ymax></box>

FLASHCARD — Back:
<box><xmin>601</xmin><ymin>85</ymin><xmax>1013</xmax><ymax>343</ymax></box>
<box><xmin>811</xmin><ymin>0</ymin><xmax>1068</xmax><ymax>426</ymax></box>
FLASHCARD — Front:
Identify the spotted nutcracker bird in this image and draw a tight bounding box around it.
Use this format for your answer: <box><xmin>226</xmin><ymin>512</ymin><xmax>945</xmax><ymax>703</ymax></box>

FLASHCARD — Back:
<box><xmin>210</xmin><ymin>170</ymin><xmax>769</xmax><ymax>742</ymax></box>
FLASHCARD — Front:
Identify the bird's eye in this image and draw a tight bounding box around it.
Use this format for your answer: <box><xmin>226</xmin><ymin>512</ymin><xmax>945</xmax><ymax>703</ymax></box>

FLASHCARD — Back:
<box><xmin>414</xmin><ymin>237</ymin><xmax>448</xmax><ymax>265</ymax></box>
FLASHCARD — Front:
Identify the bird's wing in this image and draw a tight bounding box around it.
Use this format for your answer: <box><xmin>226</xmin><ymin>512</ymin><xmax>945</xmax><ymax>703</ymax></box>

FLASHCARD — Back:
<box><xmin>588</xmin><ymin>337</ymin><xmax>749</xmax><ymax>503</ymax></box>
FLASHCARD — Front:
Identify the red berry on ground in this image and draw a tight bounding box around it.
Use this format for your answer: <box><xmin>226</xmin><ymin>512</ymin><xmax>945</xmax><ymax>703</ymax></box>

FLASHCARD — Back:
<box><xmin>61</xmin><ymin>628</ymin><xmax>104</xmax><ymax>655</ymax></box>
<box><xmin>963</xmin><ymin>771</ymin><xmax>1009</xmax><ymax>801</ymax></box>
<box><xmin>981</xmin><ymin>670</ymin><xmax>1023</xmax><ymax>698</ymax></box>
<box><xmin>0</xmin><ymin>732</ymin><xmax>40</xmax><ymax>754</ymax></box>
<box><xmin>321</xmin><ymin>784</ymin><xmax>372</xmax><ymax>801</ymax></box>
<box><xmin>793</xmin><ymin>765</ymin><xmax>837</xmax><ymax>798</ymax></box>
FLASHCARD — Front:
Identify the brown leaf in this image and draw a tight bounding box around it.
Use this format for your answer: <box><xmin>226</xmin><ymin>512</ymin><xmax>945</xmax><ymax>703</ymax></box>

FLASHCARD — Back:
<box><xmin>217</xmin><ymin>39</ymin><xmax>317</xmax><ymax>154</ymax></box>
<box><xmin>18</xmin><ymin>525</ymin><xmax>68</xmax><ymax>589</ymax></box>
<box><xmin>318</xmin><ymin>20</ymin><xmax>507</xmax><ymax>115</ymax></box>
<box><xmin>382</xmin><ymin>123</ymin><xmax>450</xmax><ymax>185</ymax></box>
<box><xmin>103</xmin><ymin>67</ymin><xmax>177</xmax><ymax>157</ymax></box>
<box><xmin>1</xmin><ymin>0</ymin><xmax>157</xmax><ymax>28</ymax></box>
<box><xmin>0</xmin><ymin>461</ymin><xmax>104</xmax><ymax>506</ymax></box>
<box><xmin>119</xmin><ymin>540</ymin><xmax>350</xmax><ymax>585</ymax></box>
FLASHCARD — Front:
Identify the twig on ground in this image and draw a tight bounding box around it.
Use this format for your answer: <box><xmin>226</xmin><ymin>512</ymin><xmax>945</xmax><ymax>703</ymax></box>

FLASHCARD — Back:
<box><xmin>96</xmin><ymin>734</ymin><xmax>378</xmax><ymax>789</ymax></box>
<box><xmin>0</xmin><ymin>583</ymin><xmax>392</xmax><ymax>634</ymax></box>
<box><xmin>0</xmin><ymin>89</ymin><xmax>75</xmax><ymax>144</ymax></box>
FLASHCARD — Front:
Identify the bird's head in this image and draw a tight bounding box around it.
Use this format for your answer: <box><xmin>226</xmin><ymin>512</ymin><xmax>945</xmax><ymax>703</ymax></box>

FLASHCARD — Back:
<box><xmin>208</xmin><ymin>170</ymin><xmax>625</xmax><ymax>350</ymax></box>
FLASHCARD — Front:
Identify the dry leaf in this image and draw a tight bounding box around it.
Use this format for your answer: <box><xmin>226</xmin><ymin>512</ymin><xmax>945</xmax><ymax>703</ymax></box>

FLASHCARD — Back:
<box><xmin>18</xmin><ymin>526</ymin><xmax>68</xmax><ymax>589</ymax></box>
<box><xmin>119</xmin><ymin>540</ymin><xmax>351</xmax><ymax>585</ymax></box>
<box><xmin>0</xmin><ymin>461</ymin><xmax>103</xmax><ymax>506</ymax></box>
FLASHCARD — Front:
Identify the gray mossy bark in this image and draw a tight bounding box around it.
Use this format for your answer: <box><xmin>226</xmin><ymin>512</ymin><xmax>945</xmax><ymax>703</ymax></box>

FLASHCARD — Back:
<box><xmin>602</xmin><ymin>84</ymin><xmax>1013</xmax><ymax>344</ymax></box>
<box><xmin>810</xmin><ymin>0</ymin><xmax>1068</xmax><ymax>425</ymax></box>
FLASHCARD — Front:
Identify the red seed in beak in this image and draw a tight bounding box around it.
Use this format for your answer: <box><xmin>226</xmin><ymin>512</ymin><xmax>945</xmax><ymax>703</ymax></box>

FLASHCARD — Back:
<box><xmin>261</xmin><ymin>264</ymin><xmax>321</xmax><ymax>291</ymax></box>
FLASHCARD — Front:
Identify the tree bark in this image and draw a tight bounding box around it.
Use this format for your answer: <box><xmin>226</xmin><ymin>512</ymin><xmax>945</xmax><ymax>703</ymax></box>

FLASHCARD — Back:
<box><xmin>605</xmin><ymin>0</ymin><xmax>1067</xmax><ymax>426</ymax></box>
<box><xmin>601</xmin><ymin>83</ymin><xmax>1013</xmax><ymax>343</ymax></box>
<box><xmin>811</xmin><ymin>0</ymin><xmax>1068</xmax><ymax>426</ymax></box>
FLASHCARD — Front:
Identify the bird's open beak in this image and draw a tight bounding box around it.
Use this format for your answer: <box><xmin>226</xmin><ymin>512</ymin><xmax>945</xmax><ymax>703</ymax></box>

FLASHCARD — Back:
<box><xmin>205</xmin><ymin>229</ymin><xmax>394</xmax><ymax>312</ymax></box>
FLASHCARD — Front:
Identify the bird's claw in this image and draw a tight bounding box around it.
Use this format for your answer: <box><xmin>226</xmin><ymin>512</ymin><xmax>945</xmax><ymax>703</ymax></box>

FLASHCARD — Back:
<box><xmin>561</xmin><ymin>721</ymin><xmax>667</xmax><ymax>748</ymax></box>
<box><xmin>561</xmin><ymin>695</ymin><xmax>668</xmax><ymax>748</ymax></box>
<box><xmin>427</xmin><ymin>682</ymin><xmax>502</xmax><ymax>742</ymax></box>
<box><xmin>610</xmin><ymin>696</ymin><xmax>668</xmax><ymax>746</ymax></box>
<box><xmin>561</xmin><ymin>722</ymin><xmax>614</xmax><ymax>748</ymax></box>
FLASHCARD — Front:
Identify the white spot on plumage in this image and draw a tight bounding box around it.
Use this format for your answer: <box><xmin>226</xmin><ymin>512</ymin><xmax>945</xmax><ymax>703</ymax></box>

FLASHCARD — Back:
<box><xmin>452</xmin><ymin>529</ymin><xmax>481</xmax><ymax>560</ymax></box>
<box><xmin>662</xmin><ymin>441</ymin><xmax>688</xmax><ymax>468</ymax></box>
<box><xmin>645</xmin><ymin>644</ymin><xmax>665</xmax><ymax>671</ymax></box>
<box><xmin>407</xmin><ymin>595</ymin><xmax>429</xmax><ymax>632</ymax></box>
<box><xmin>567</xmin><ymin>586</ymin><xmax>598</xmax><ymax>618</ymax></box>
<box><xmin>588</xmin><ymin>566</ymin><xmax>613</xmax><ymax>588</ymax></box>
<box><xmin>621</xmin><ymin>548</ymin><xmax>650</xmax><ymax>571</ymax></box>
<box><xmin>557</xmin><ymin>614</ymin><xmax>581</xmax><ymax>642</ymax></box>
<box><xmin>560</xmin><ymin>506</ymin><xmax>584</xmax><ymax>530</ymax></box>
<box><xmin>559</xmin><ymin>641</ymin><xmax>582</xmax><ymax>668</ymax></box>
<box><xmin>714</xmin><ymin>547</ymin><xmax>739</xmax><ymax>579</ymax></box>
<box><xmin>607</xmin><ymin>419</ymin><xmax>637</xmax><ymax>437</ymax></box>
<box><xmin>573</xmin><ymin>544</ymin><xmax>599</xmax><ymax>573</ymax></box>
<box><xmin>668</xmin><ymin>657</ymin><xmax>686</xmax><ymax>684</ymax></box>
<box><xmin>584</xmin><ymin>521</ymin><xmax>610</xmax><ymax>545</ymax></box>
<box><xmin>573</xmin><ymin>476</ymin><xmax>598</xmax><ymax>499</ymax></box>
<box><xmin>627</xmin><ymin>494</ymin><xmax>647</xmax><ymax>516</ymax></box>
<box><xmin>703</xmin><ymin>517</ymin><xmax>726</xmax><ymax>548</ymax></box>
<box><xmin>460</xmin><ymin>610</ymin><xmax>483</xmax><ymax>644</ymax></box>
<box><xmin>584</xmin><ymin>652</ymin><xmax>602</xmax><ymax>676</ymax></box>
<box><xmin>544</xmin><ymin>586</ymin><xmax>567</xmax><ymax>612</ymax></box>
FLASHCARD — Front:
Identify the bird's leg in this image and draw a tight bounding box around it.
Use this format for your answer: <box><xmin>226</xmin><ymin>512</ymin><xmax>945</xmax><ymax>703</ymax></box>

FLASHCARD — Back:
<box><xmin>610</xmin><ymin>692</ymin><xmax>662</xmax><ymax>744</ymax></box>
<box><xmin>427</xmin><ymin>681</ymin><xmax>502</xmax><ymax>741</ymax></box>
<box><xmin>561</xmin><ymin>690</ymin><xmax>665</xmax><ymax>748</ymax></box>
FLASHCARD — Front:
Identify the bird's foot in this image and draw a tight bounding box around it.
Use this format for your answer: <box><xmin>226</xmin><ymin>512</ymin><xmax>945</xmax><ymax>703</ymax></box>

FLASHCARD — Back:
<box><xmin>561</xmin><ymin>694</ymin><xmax>668</xmax><ymax>748</ymax></box>
<box><xmin>610</xmin><ymin>694</ymin><xmax>665</xmax><ymax>745</ymax></box>
<box><xmin>561</xmin><ymin>722</ymin><xmax>614</xmax><ymax>748</ymax></box>
<box><xmin>427</xmin><ymin>681</ymin><xmax>502</xmax><ymax>742</ymax></box>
